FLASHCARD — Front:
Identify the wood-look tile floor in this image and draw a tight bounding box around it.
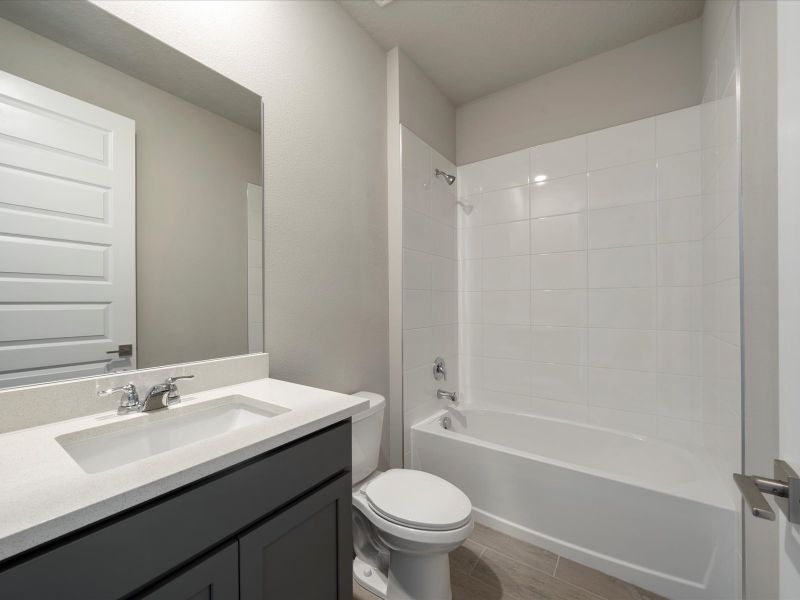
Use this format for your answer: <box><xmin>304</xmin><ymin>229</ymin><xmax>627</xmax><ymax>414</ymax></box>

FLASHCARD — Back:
<box><xmin>352</xmin><ymin>523</ymin><xmax>667</xmax><ymax>600</ymax></box>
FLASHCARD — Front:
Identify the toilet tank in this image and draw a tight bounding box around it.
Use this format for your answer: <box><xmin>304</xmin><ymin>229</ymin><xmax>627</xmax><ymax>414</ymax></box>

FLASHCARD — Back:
<box><xmin>351</xmin><ymin>391</ymin><xmax>385</xmax><ymax>485</ymax></box>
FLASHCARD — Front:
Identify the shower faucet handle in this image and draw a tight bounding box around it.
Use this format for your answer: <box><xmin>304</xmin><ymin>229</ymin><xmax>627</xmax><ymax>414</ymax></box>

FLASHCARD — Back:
<box><xmin>433</xmin><ymin>357</ymin><xmax>447</xmax><ymax>381</ymax></box>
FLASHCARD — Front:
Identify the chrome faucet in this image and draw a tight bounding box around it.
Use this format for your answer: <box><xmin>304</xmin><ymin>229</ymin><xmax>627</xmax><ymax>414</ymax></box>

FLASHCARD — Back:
<box><xmin>165</xmin><ymin>374</ymin><xmax>194</xmax><ymax>404</ymax></box>
<box><xmin>437</xmin><ymin>389</ymin><xmax>457</xmax><ymax>403</ymax></box>
<box><xmin>99</xmin><ymin>374</ymin><xmax>195</xmax><ymax>414</ymax></box>
<box><xmin>99</xmin><ymin>383</ymin><xmax>140</xmax><ymax>415</ymax></box>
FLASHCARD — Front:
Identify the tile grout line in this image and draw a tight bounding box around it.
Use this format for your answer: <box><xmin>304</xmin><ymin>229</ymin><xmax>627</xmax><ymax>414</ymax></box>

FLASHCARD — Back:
<box><xmin>553</xmin><ymin>553</ymin><xmax>560</xmax><ymax>577</ymax></box>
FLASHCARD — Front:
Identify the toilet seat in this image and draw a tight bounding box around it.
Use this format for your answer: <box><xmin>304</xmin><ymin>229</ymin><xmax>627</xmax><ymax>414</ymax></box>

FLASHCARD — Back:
<box><xmin>364</xmin><ymin>469</ymin><xmax>472</xmax><ymax>532</ymax></box>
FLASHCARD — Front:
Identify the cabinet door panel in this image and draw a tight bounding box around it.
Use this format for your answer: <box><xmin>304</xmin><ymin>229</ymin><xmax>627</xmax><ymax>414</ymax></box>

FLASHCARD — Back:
<box><xmin>239</xmin><ymin>474</ymin><xmax>351</xmax><ymax>600</ymax></box>
<box><xmin>138</xmin><ymin>542</ymin><xmax>238</xmax><ymax>600</ymax></box>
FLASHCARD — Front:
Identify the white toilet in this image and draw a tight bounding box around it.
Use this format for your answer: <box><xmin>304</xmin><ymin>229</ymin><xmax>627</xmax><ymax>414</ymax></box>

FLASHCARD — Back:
<box><xmin>351</xmin><ymin>392</ymin><xmax>474</xmax><ymax>600</ymax></box>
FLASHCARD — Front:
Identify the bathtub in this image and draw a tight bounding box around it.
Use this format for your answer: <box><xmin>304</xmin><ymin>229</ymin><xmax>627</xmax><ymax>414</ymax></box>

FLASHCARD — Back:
<box><xmin>411</xmin><ymin>408</ymin><xmax>737</xmax><ymax>600</ymax></box>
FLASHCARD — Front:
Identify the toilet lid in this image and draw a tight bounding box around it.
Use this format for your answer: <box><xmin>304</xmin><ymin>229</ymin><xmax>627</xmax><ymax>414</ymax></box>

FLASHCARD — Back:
<box><xmin>364</xmin><ymin>469</ymin><xmax>472</xmax><ymax>531</ymax></box>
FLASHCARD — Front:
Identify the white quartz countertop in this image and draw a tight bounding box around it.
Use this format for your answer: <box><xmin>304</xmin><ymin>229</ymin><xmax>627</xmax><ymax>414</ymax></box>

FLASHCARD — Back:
<box><xmin>0</xmin><ymin>378</ymin><xmax>367</xmax><ymax>562</ymax></box>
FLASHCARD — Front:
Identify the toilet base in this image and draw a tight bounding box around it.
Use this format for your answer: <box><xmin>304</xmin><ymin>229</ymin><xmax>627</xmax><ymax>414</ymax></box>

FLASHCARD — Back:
<box><xmin>353</xmin><ymin>553</ymin><xmax>453</xmax><ymax>600</ymax></box>
<box><xmin>354</xmin><ymin>556</ymin><xmax>388</xmax><ymax>598</ymax></box>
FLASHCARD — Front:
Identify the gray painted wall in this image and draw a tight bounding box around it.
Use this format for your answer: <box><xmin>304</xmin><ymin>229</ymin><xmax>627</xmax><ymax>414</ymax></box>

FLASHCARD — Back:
<box><xmin>0</xmin><ymin>16</ymin><xmax>260</xmax><ymax>368</ymax></box>
<box><xmin>456</xmin><ymin>19</ymin><xmax>703</xmax><ymax>165</ymax></box>
<box><xmin>95</xmin><ymin>1</ymin><xmax>390</xmax><ymax>400</ymax></box>
<box><xmin>397</xmin><ymin>49</ymin><xmax>456</xmax><ymax>163</ymax></box>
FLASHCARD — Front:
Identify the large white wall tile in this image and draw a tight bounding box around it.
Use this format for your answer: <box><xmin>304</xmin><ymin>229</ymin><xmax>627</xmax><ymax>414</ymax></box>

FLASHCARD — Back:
<box><xmin>588</xmin><ymin>328</ymin><xmax>657</xmax><ymax>372</ymax></box>
<box><xmin>531</xmin><ymin>212</ymin><xmax>588</xmax><ymax>253</ymax></box>
<box><xmin>431</xmin><ymin>256</ymin><xmax>457</xmax><ymax>291</ymax></box>
<box><xmin>530</xmin><ymin>134</ymin><xmax>587</xmax><ymax>181</ymax></box>
<box><xmin>587</xmin><ymin>162</ymin><xmax>656</xmax><ymax>209</ymax></box>
<box><xmin>483</xmin><ymin>256</ymin><xmax>530</xmax><ymax>290</ymax></box>
<box><xmin>657</xmin><ymin>286</ymin><xmax>701</xmax><ymax>331</ymax></box>
<box><xmin>530</xmin><ymin>174</ymin><xmax>587</xmax><ymax>218</ymax></box>
<box><xmin>402</xmin><ymin>167</ymin><xmax>430</xmax><ymax>216</ymax></box>
<box><xmin>658</xmin><ymin>151</ymin><xmax>702</xmax><ymax>200</ymax></box>
<box><xmin>532</xmin><ymin>290</ymin><xmax>587</xmax><ymax>327</ymax></box>
<box><xmin>461</xmin><ymin>291</ymin><xmax>483</xmax><ymax>323</ymax></box>
<box><xmin>482</xmin><ymin>221</ymin><xmax>529</xmax><ymax>257</ymax></box>
<box><xmin>530</xmin><ymin>362</ymin><xmax>587</xmax><ymax>404</ymax></box>
<box><xmin>403</xmin><ymin>249</ymin><xmax>432</xmax><ymax>290</ymax></box>
<box><xmin>658</xmin><ymin>241</ymin><xmax>702</xmax><ymax>286</ymax></box>
<box><xmin>587</xmin><ymin>118</ymin><xmax>655</xmax><ymax>170</ymax></box>
<box><xmin>403</xmin><ymin>327</ymin><xmax>432</xmax><ymax>371</ymax></box>
<box><xmin>483</xmin><ymin>324</ymin><xmax>532</xmax><ymax>360</ymax></box>
<box><xmin>403</xmin><ymin>289</ymin><xmax>431</xmax><ymax>330</ymax></box>
<box><xmin>588</xmin><ymin>288</ymin><xmax>657</xmax><ymax>329</ymax></box>
<box><xmin>481</xmin><ymin>185</ymin><xmax>529</xmax><ymax>225</ymax></box>
<box><xmin>403</xmin><ymin>208</ymin><xmax>433</xmax><ymax>253</ymax></box>
<box><xmin>531</xmin><ymin>251</ymin><xmax>587</xmax><ymax>290</ymax></box>
<box><xmin>459</xmin><ymin>227</ymin><xmax>482</xmax><ymax>259</ymax></box>
<box><xmin>588</xmin><ymin>367</ymin><xmax>658</xmax><ymax>414</ymax></box>
<box><xmin>483</xmin><ymin>290</ymin><xmax>530</xmax><ymax>325</ymax></box>
<box><xmin>657</xmin><ymin>331</ymin><xmax>702</xmax><ymax>376</ymax></box>
<box><xmin>588</xmin><ymin>245</ymin><xmax>657</xmax><ymax>288</ymax></box>
<box><xmin>658</xmin><ymin>373</ymin><xmax>703</xmax><ymax>420</ymax></box>
<box><xmin>658</xmin><ymin>196</ymin><xmax>702</xmax><ymax>243</ymax></box>
<box><xmin>531</xmin><ymin>326</ymin><xmax>587</xmax><ymax>365</ymax></box>
<box><xmin>431</xmin><ymin>290</ymin><xmax>458</xmax><ymax>326</ymax></box>
<box><xmin>482</xmin><ymin>357</ymin><xmax>531</xmax><ymax>396</ymax></box>
<box><xmin>588</xmin><ymin>203</ymin><xmax>656</xmax><ymax>249</ymax></box>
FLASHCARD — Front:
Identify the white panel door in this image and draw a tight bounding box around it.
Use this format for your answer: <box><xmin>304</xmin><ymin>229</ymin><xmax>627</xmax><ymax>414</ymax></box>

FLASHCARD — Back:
<box><xmin>0</xmin><ymin>69</ymin><xmax>135</xmax><ymax>388</ymax></box>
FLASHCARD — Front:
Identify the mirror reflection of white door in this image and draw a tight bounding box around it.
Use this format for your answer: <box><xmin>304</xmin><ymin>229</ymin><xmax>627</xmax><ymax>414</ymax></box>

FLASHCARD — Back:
<box><xmin>0</xmin><ymin>69</ymin><xmax>135</xmax><ymax>388</ymax></box>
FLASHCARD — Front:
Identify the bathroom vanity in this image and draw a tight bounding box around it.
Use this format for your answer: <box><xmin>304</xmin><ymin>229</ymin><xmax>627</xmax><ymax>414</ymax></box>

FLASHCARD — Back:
<box><xmin>0</xmin><ymin>377</ymin><xmax>367</xmax><ymax>599</ymax></box>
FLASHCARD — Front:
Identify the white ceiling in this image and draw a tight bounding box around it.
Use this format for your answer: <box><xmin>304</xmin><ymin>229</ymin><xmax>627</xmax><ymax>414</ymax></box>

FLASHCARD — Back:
<box><xmin>339</xmin><ymin>0</ymin><xmax>704</xmax><ymax>106</ymax></box>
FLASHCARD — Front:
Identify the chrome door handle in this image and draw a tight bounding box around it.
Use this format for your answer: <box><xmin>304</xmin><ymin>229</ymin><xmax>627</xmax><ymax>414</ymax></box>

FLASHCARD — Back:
<box><xmin>734</xmin><ymin>460</ymin><xmax>800</xmax><ymax>523</ymax></box>
<box><xmin>106</xmin><ymin>344</ymin><xmax>133</xmax><ymax>357</ymax></box>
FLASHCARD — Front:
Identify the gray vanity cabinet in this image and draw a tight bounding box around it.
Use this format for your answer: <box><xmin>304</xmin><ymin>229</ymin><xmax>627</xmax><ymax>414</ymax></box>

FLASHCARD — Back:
<box><xmin>239</xmin><ymin>475</ymin><xmax>351</xmax><ymax>599</ymax></box>
<box><xmin>0</xmin><ymin>421</ymin><xmax>352</xmax><ymax>600</ymax></box>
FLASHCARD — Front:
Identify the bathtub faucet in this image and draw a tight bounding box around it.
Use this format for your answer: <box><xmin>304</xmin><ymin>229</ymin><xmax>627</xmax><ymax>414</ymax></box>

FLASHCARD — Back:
<box><xmin>437</xmin><ymin>389</ymin><xmax>457</xmax><ymax>403</ymax></box>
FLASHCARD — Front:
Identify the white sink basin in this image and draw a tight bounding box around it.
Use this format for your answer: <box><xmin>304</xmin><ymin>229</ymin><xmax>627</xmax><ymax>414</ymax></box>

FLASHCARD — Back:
<box><xmin>57</xmin><ymin>395</ymin><xmax>288</xmax><ymax>474</ymax></box>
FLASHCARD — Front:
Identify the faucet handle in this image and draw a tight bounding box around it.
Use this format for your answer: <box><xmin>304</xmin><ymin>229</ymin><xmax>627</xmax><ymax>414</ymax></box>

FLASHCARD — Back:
<box><xmin>165</xmin><ymin>374</ymin><xmax>194</xmax><ymax>404</ymax></box>
<box><xmin>433</xmin><ymin>357</ymin><xmax>447</xmax><ymax>381</ymax></box>
<box><xmin>99</xmin><ymin>383</ymin><xmax>140</xmax><ymax>414</ymax></box>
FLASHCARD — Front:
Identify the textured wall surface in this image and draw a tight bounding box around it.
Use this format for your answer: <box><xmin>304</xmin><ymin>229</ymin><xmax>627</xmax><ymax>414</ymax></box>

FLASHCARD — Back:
<box><xmin>95</xmin><ymin>1</ymin><xmax>390</xmax><ymax>399</ymax></box>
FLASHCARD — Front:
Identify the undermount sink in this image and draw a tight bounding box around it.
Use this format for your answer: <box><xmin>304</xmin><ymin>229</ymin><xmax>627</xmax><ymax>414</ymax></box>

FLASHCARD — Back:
<box><xmin>56</xmin><ymin>395</ymin><xmax>289</xmax><ymax>474</ymax></box>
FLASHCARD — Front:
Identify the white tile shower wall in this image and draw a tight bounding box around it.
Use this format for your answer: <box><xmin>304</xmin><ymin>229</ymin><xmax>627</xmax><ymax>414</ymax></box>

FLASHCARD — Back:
<box><xmin>402</xmin><ymin>127</ymin><xmax>458</xmax><ymax>464</ymax></box>
<box><xmin>457</xmin><ymin>106</ymin><xmax>707</xmax><ymax>443</ymax></box>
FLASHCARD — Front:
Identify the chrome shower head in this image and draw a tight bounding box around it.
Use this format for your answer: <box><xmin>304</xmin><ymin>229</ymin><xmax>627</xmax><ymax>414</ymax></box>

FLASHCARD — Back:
<box><xmin>434</xmin><ymin>168</ymin><xmax>456</xmax><ymax>186</ymax></box>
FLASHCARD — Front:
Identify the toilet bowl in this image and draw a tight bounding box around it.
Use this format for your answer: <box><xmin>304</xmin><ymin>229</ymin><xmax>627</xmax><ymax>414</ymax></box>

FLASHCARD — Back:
<box><xmin>351</xmin><ymin>392</ymin><xmax>473</xmax><ymax>600</ymax></box>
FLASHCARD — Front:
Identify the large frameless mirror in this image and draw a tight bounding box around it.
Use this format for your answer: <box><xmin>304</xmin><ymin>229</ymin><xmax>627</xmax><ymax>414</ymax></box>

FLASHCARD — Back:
<box><xmin>0</xmin><ymin>1</ymin><xmax>263</xmax><ymax>388</ymax></box>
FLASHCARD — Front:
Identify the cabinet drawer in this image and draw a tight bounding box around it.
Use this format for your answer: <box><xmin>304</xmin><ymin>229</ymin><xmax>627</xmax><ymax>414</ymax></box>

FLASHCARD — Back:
<box><xmin>0</xmin><ymin>420</ymin><xmax>350</xmax><ymax>599</ymax></box>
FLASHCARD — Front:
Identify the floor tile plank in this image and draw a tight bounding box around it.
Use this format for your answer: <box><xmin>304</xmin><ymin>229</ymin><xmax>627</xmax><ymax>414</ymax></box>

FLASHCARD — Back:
<box><xmin>471</xmin><ymin>549</ymin><xmax>604</xmax><ymax>600</ymax></box>
<box><xmin>555</xmin><ymin>557</ymin><xmax>668</xmax><ymax>600</ymax></box>
<box><xmin>470</xmin><ymin>522</ymin><xmax>559</xmax><ymax>575</ymax></box>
